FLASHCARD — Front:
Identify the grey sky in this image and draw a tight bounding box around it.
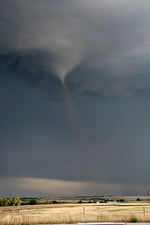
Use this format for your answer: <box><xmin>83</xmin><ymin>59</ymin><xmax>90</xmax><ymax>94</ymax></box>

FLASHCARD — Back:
<box><xmin>0</xmin><ymin>0</ymin><xmax>150</xmax><ymax>197</ymax></box>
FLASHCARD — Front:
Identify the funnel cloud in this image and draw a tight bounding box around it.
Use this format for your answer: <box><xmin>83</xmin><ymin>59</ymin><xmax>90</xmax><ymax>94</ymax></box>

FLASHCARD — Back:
<box><xmin>0</xmin><ymin>0</ymin><xmax>150</xmax><ymax>96</ymax></box>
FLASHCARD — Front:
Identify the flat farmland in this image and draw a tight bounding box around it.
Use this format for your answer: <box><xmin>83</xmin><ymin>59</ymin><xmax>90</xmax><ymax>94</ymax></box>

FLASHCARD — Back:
<box><xmin>0</xmin><ymin>202</ymin><xmax>150</xmax><ymax>225</ymax></box>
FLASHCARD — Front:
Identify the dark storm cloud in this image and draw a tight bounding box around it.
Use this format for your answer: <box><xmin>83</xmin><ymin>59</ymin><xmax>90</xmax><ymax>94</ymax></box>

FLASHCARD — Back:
<box><xmin>1</xmin><ymin>74</ymin><xmax>150</xmax><ymax>187</ymax></box>
<box><xmin>1</xmin><ymin>0</ymin><xmax>150</xmax><ymax>98</ymax></box>
<box><xmin>1</xmin><ymin>79</ymin><xmax>150</xmax><ymax>196</ymax></box>
<box><xmin>1</xmin><ymin>0</ymin><xmax>150</xmax><ymax>197</ymax></box>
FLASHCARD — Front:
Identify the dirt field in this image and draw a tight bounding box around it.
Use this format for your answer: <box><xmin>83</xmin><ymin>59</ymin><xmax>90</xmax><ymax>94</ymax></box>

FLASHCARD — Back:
<box><xmin>0</xmin><ymin>202</ymin><xmax>150</xmax><ymax>225</ymax></box>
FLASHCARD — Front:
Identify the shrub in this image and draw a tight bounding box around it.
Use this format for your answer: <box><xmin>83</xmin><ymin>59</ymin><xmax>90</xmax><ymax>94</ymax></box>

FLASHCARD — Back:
<box><xmin>78</xmin><ymin>200</ymin><xmax>83</xmax><ymax>204</ymax></box>
<box><xmin>52</xmin><ymin>200</ymin><xmax>58</xmax><ymax>204</ymax></box>
<box><xmin>117</xmin><ymin>199</ymin><xmax>125</xmax><ymax>202</ymax></box>
<box><xmin>29</xmin><ymin>199</ymin><xmax>37</xmax><ymax>205</ymax></box>
<box><xmin>130</xmin><ymin>214</ymin><xmax>138</xmax><ymax>222</ymax></box>
<box><xmin>0</xmin><ymin>197</ymin><xmax>21</xmax><ymax>206</ymax></box>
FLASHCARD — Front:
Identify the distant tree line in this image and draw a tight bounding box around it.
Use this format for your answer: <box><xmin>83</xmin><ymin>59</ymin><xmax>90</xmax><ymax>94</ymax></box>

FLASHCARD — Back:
<box><xmin>0</xmin><ymin>197</ymin><xmax>21</xmax><ymax>206</ymax></box>
<box><xmin>78</xmin><ymin>198</ymin><xmax>125</xmax><ymax>204</ymax></box>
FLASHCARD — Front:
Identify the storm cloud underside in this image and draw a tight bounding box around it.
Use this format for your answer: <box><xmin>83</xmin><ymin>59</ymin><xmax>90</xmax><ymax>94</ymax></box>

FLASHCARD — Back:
<box><xmin>1</xmin><ymin>0</ymin><xmax>150</xmax><ymax>96</ymax></box>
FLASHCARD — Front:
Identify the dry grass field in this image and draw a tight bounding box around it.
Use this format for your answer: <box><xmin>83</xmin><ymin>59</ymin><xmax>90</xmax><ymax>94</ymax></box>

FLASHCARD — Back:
<box><xmin>0</xmin><ymin>202</ymin><xmax>150</xmax><ymax>225</ymax></box>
